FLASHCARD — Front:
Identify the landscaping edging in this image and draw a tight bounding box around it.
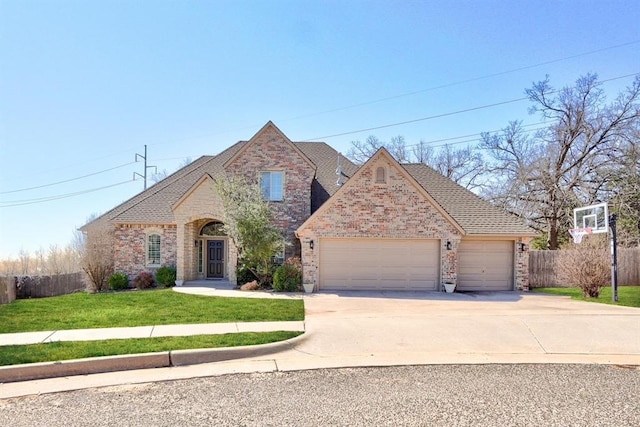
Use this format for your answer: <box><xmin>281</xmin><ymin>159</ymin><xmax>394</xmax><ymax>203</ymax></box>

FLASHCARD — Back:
<box><xmin>0</xmin><ymin>332</ymin><xmax>307</xmax><ymax>383</ymax></box>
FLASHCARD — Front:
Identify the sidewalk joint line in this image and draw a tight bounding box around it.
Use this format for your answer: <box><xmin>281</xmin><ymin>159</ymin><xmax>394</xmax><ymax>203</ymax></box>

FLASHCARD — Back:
<box><xmin>42</xmin><ymin>331</ymin><xmax>57</xmax><ymax>343</ymax></box>
<box><xmin>149</xmin><ymin>325</ymin><xmax>155</xmax><ymax>338</ymax></box>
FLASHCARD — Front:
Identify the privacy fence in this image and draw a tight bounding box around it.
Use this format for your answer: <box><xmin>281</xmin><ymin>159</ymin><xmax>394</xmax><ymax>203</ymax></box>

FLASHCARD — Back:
<box><xmin>529</xmin><ymin>247</ymin><xmax>640</xmax><ymax>288</ymax></box>
<box><xmin>0</xmin><ymin>272</ymin><xmax>85</xmax><ymax>303</ymax></box>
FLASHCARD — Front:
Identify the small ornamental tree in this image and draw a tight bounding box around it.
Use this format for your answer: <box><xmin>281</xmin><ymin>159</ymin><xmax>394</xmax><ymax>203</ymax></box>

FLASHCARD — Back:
<box><xmin>215</xmin><ymin>176</ymin><xmax>283</xmax><ymax>286</ymax></box>
<box><xmin>557</xmin><ymin>235</ymin><xmax>610</xmax><ymax>297</ymax></box>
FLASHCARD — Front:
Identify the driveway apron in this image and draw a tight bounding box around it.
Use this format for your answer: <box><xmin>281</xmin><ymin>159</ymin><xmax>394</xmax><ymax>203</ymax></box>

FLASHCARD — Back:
<box><xmin>281</xmin><ymin>291</ymin><xmax>640</xmax><ymax>367</ymax></box>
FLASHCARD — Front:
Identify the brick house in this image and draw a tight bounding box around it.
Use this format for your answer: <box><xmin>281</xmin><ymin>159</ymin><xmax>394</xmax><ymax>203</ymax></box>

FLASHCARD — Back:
<box><xmin>82</xmin><ymin>121</ymin><xmax>536</xmax><ymax>291</ymax></box>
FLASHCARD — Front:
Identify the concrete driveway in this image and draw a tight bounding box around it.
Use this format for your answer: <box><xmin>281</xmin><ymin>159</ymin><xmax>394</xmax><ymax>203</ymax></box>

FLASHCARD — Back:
<box><xmin>2</xmin><ymin>289</ymin><xmax>639</xmax><ymax>399</ymax></box>
<box><xmin>274</xmin><ymin>290</ymin><xmax>640</xmax><ymax>370</ymax></box>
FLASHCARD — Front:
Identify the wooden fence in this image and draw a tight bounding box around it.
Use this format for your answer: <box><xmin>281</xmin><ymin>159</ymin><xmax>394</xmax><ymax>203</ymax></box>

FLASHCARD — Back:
<box><xmin>0</xmin><ymin>272</ymin><xmax>86</xmax><ymax>302</ymax></box>
<box><xmin>0</xmin><ymin>277</ymin><xmax>16</xmax><ymax>304</ymax></box>
<box><xmin>529</xmin><ymin>247</ymin><xmax>640</xmax><ymax>288</ymax></box>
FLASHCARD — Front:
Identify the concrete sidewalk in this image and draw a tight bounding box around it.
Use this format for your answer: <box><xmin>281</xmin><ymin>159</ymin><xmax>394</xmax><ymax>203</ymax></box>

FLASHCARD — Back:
<box><xmin>0</xmin><ymin>321</ymin><xmax>305</xmax><ymax>346</ymax></box>
<box><xmin>1</xmin><ymin>287</ymin><xmax>639</xmax><ymax>399</ymax></box>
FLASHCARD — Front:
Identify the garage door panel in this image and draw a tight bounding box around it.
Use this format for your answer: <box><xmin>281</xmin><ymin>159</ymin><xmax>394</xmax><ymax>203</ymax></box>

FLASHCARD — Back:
<box><xmin>319</xmin><ymin>239</ymin><xmax>439</xmax><ymax>291</ymax></box>
<box><xmin>458</xmin><ymin>240</ymin><xmax>513</xmax><ymax>291</ymax></box>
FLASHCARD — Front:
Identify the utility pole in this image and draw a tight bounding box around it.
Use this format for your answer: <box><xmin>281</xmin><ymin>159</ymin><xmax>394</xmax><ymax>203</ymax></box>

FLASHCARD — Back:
<box><xmin>134</xmin><ymin>145</ymin><xmax>157</xmax><ymax>190</ymax></box>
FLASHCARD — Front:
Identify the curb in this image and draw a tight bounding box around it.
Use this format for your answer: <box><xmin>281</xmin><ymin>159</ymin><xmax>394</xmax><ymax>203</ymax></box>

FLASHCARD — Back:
<box><xmin>0</xmin><ymin>332</ymin><xmax>306</xmax><ymax>384</ymax></box>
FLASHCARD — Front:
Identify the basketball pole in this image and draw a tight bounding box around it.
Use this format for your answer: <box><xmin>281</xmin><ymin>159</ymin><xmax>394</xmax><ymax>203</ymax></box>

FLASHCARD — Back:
<box><xmin>609</xmin><ymin>213</ymin><xmax>618</xmax><ymax>302</ymax></box>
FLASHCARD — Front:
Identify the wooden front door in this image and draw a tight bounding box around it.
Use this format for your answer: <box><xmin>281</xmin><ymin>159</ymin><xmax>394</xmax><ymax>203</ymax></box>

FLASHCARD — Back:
<box><xmin>207</xmin><ymin>240</ymin><xmax>225</xmax><ymax>279</ymax></box>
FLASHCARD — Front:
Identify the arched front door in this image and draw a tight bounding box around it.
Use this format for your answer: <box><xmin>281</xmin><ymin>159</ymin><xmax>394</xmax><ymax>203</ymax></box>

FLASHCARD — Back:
<box><xmin>200</xmin><ymin>221</ymin><xmax>226</xmax><ymax>279</ymax></box>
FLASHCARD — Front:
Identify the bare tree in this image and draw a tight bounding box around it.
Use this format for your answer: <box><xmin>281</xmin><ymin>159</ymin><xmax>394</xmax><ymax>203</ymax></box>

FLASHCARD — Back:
<box><xmin>151</xmin><ymin>169</ymin><xmax>169</xmax><ymax>184</ymax></box>
<box><xmin>47</xmin><ymin>244</ymin><xmax>62</xmax><ymax>275</ymax></box>
<box><xmin>18</xmin><ymin>249</ymin><xmax>30</xmax><ymax>275</ymax></box>
<box><xmin>430</xmin><ymin>144</ymin><xmax>488</xmax><ymax>191</ymax></box>
<box><xmin>347</xmin><ymin>135</ymin><xmax>487</xmax><ymax>190</ymax></box>
<box><xmin>604</xmin><ymin>129</ymin><xmax>640</xmax><ymax>247</ymax></box>
<box><xmin>482</xmin><ymin>74</ymin><xmax>640</xmax><ymax>249</ymax></box>
<box><xmin>411</xmin><ymin>140</ymin><xmax>434</xmax><ymax>163</ymax></box>
<box><xmin>388</xmin><ymin>136</ymin><xmax>410</xmax><ymax>162</ymax></box>
<box><xmin>347</xmin><ymin>136</ymin><xmax>384</xmax><ymax>164</ymax></box>
<box><xmin>77</xmin><ymin>224</ymin><xmax>114</xmax><ymax>293</ymax></box>
<box><xmin>557</xmin><ymin>236</ymin><xmax>610</xmax><ymax>297</ymax></box>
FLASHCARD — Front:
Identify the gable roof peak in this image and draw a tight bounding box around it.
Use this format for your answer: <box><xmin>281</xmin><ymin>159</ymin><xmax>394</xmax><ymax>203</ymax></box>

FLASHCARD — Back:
<box><xmin>223</xmin><ymin>121</ymin><xmax>316</xmax><ymax>170</ymax></box>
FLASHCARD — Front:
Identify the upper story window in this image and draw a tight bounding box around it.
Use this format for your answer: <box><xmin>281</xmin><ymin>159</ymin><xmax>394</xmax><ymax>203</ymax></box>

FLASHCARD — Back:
<box><xmin>147</xmin><ymin>234</ymin><xmax>161</xmax><ymax>266</ymax></box>
<box><xmin>375</xmin><ymin>166</ymin><xmax>387</xmax><ymax>184</ymax></box>
<box><xmin>260</xmin><ymin>171</ymin><xmax>284</xmax><ymax>201</ymax></box>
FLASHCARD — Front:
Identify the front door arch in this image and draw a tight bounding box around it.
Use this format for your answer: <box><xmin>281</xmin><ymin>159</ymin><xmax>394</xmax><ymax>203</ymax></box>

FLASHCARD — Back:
<box><xmin>200</xmin><ymin>221</ymin><xmax>227</xmax><ymax>279</ymax></box>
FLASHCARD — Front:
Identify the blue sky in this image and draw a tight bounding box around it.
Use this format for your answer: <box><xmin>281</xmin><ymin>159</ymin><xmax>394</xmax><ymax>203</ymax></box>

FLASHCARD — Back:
<box><xmin>1</xmin><ymin>0</ymin><xmax>639</xmax><ymax>258</ymax></box>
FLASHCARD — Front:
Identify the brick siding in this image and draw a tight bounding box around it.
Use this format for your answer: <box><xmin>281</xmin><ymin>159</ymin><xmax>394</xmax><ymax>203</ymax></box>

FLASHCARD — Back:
<box><xmin>225</xmin><ymin>125</ymin><xmax>315</xmax><ymax>258</ymax></box>
<box><xmin>113</xmin><ymin>224</ymin><xmax>177</xmax><ymax>280</ymax></box>
<box><xmin>297</xmin><ymin>153</ymin><xmax>463</xmax><ymax>287</ymax></box>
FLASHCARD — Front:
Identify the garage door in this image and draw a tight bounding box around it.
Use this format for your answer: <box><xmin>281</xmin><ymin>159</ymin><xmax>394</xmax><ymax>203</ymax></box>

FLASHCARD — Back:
<box><xmin>457</xmin><ymin>240</ymin><xmax>513</xmax><ymax>291</ymax></box>
<box><xmin>319</xmin><ymin>238</ymin><xmax>439</xmax><ymax>291</ymax></box>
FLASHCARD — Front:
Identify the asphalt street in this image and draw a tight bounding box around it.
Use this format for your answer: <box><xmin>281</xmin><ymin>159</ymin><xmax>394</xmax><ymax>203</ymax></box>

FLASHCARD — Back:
<box><xmin>1</xmin><ymin>364</ymin><xmax>638</xmax><ymax>426</ymax></box>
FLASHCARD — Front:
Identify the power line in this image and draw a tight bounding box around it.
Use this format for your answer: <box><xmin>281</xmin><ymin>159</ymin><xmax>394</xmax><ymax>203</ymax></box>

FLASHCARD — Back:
<box><xmin>307</xmin><ymin>72</ymin><xmax>640</xmax><ymax>141</ymax></box>
<box><xmin>406</xmin><ymin>122</ymin><xmax>548</xmax><ymax>149</ymax></box>
<box><xmin>96</xmin><ymin>40</ymin><xmax>640</xmax><ymax>153</ymax></box>
<box><xmin>306</xmin><ymin>97</ymin><xmax>529</xmax><ymax>141</ymax></box>
<box><xmin>279</xmin><ymin>40</ymin><xmax>640</xmax><ymax>122</ymax></box>
<box><xmin>0</xmin><ymin>180</ymin><xmax>137</xmax><ymax>208</ymax></box>
<box><xmin>0</xmin><ymin>161</ymin><xmax>136</xmax><ymax>195</ymax></box>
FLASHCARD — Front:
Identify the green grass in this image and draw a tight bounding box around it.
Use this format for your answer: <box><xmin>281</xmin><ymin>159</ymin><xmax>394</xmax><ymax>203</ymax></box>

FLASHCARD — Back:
<box><xmin>532</xmin><ymin>286</ymin><xmax>640</xmax><ymax>308</ymax></box>
<box><xmin>0</xmin><ymin>331</ymin><xmax>302</xmax><ymax>366</ymax></box>
<box><xmin>0</xmin><ymin>289</ymin><xmax>304</xmax><ymax>333</ymax></box>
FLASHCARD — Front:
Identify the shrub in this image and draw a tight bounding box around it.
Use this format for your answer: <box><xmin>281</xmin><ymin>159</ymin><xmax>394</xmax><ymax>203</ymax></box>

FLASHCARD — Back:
<box><xmin>557</xmin><ymin>236</ymin><xmax>610</xmax><ymax>297</ymax></box>
<box><xmin>108</xmin><ymin>272</ymin><xmax>129</xmax><ymax>290</ymax></box>
<box><xmin>133</xmin><ymin>271</ymin><xmax>155</xmax><ymax>289</ymax></box>
<box><xmin>156</xmin><ymin>265</ymin><xmax>177</xmax><ymax>287</ymax></box>
<box><xmin>272</xmin><ymin>258</ymin><xmax>302</xmax><ymax>292</ymax></box>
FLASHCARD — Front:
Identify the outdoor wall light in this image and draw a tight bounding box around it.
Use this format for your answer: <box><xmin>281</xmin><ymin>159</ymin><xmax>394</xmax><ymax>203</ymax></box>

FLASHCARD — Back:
<box><xmin>519</xmin><ymin>243</ymin><xmax>527</xmax><ymax>252</ymax></box>
<box><xmin>309</xmin><ymin>240</ymin><xmax>314</xmax><ymax>250</ymax></box>
<box><xmin>446</xmin><ymin>240</ymin><xmax>452</xmax><ymax>251</ymax></box>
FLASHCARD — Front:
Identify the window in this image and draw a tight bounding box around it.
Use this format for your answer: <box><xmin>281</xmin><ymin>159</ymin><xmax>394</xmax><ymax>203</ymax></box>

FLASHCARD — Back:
<box><xmin>375</xmin><ymin>166</ymin><xmax>386</xmax><ymax>184</ymax></box>
<box><xmin>272</xmin><ymin>242</ymin><xmax>285</xmax><ymax>265</ymax></box>
<box><xmin>260</xmin><ymin>171</ymin><xmax>284</xmax><ymax>201</ymax></box>
<box><xmin>200</xmin><ymin>221</ymin><xmax>226</xmax><ymax>236</ymax></box>
<box><xmin>147</xmin><ymin>234</ymin><xmax>161</xmax><ymax>266</ymax></box>
<box><xmin>197</xmin><ymin>240</ymin><xmax>203</xmax><ymax>273</ymax></box>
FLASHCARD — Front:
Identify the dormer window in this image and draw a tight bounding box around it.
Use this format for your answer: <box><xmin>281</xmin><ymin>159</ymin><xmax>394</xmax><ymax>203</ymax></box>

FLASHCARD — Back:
<box><xmin>260</xmin><ymin>171</ymin><xmax>284</xmax><ymax>201</ymax></box>
<box><xmin>375</xmin><ymin>166</ymin><xmax>387</xmax><ymax>184</ymax></box>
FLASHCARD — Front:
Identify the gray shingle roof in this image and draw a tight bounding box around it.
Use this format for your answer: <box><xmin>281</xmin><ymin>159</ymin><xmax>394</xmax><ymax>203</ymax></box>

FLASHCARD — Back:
<box><xmin>86</xmin><ymin>140</ymin><xmax>355</xmax><ymax>226</ymax></box>
<box><xmin>84</xmin><ymin>138</ymin><xmax>533</xmax><ymax>236</ymax></box>
<box><xmin>402</xmin><ymin>163</ymin><xmax>536</xmax><ymax>235</ymax></box>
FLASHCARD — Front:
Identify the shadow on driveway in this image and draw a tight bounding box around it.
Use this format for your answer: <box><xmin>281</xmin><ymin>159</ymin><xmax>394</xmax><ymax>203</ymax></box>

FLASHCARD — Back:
<box><xmin>307</xmin><ymin>290</ymin><xmax>524</xmax><ymax>302</ymax></box>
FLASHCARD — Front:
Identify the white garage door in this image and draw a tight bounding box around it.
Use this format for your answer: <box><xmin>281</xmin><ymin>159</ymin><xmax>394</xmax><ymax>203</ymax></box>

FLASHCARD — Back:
<box><xmin>319</xmin><ymin>238</ymin><xmax>439</xmax><ymax>291</ymax></box>
<box><xmin>457</xmin><ymin>240</ymin><xmax>514</xmax><ymax>291</ymax></box>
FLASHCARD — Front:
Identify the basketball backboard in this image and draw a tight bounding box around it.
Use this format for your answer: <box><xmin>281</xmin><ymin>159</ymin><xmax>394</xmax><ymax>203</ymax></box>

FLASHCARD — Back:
<box><xmin>573</xmin><ymin>202</ymin><xmax>608</xmax><ymax>234</ymax></box>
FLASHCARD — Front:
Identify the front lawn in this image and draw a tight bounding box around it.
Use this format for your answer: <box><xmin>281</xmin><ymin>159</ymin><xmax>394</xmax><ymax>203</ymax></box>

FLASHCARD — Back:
<box><xmin>0</xmin><ymin>331</ymin><xmax>302</xmax><ymax>366</ymax></box>
<box><xmin>532</xmin><ymin>286</ymin><xmax>640</xmax><ymax>308</ymax></box>
<box><xmin>0</xmin><ymin>289</ymin><xmax>304</xmax><ymax>333</ymax></box>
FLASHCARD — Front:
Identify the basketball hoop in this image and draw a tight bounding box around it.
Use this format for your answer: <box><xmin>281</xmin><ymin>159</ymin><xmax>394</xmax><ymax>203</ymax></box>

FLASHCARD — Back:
<box><xmin>569</xmin><ymin>227</ymin><xmax>593</xmax><ymax>244</ymax></box>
